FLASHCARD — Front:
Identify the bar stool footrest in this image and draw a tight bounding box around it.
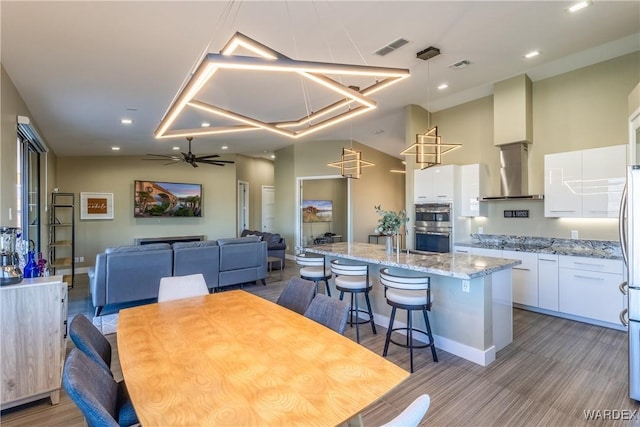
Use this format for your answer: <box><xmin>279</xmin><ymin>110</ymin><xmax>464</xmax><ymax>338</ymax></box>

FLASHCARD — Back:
<box><xmin>388</xmin><ymin>327</ymin><xmax>434</xmax><ymax>349</ymax></box>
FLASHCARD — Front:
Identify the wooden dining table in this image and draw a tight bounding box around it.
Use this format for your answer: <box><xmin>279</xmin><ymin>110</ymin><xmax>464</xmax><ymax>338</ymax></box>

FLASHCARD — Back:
<box><xmin>117</xmin><ymin>290</ymin><xmax>409</xmax><ymax>426</ymax></box>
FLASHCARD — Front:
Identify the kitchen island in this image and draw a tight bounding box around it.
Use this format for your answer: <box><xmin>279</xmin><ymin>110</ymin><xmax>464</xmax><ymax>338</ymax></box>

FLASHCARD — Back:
<box><xmin>305</xmin><ymin>242</ymin><xmax>520</xmax><ymax>366</ymax></box>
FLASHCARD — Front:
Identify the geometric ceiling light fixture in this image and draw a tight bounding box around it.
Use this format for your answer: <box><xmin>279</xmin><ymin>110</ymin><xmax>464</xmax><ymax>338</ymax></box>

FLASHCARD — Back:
<box><xmin>400</xmin><ymin>45</ymin><xmax>460</xmax><ymax>169</ymax></box>
<box><xmin>154</xmin><ymin>32</ymin><xmax>410</xmax><ymax>140</ymax></box>
<box><xmin>400</xmin><ymin>126</ymin><xmax>461</xmax><ymax>170</ymax></box>
<box><xmin>327</xmin><ymin>147</ymin><xmax>375</xmax><ymax>179</ymax></box>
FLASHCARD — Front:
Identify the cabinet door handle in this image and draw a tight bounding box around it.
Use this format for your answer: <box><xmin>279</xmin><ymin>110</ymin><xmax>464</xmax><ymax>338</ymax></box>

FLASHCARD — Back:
<box><xmin>620</xmin><ymin>308</ymin><xmax>629</xmax><ymax>326</ymax></box>
<box><xmin>539</xmin><ymin>258</ymin><xmax>557</xmax><ymax>262</ymax></box>
<box><xmin>513</xmin><ymin>267</ymin><xmax>531</xmax><ymax>271</ymax></box>
<box><xmin>437</xmin><ymin>195</ymin><xmax>448</xmax><ymax>198</ymax></box>
<box><xmin>619</xmin><ymin>280</ymin><xmax>629</xmax><ymax>295</ymax></box>
<box><xmin>572</xmin><ymin>262</ymin><xmax>605</xmax><ymax>269</ymax></box>
<box><xmin>63</xmin><ymin>319</ymin><xmax>68</xmax><ymax>339</ymax></box>
<box><xmin>549</xmin><ymin>210</ymin><xmax>576</xmax><ymax>213</ymax></box>
<box><xmin>456</xmin><ymin>250</ymin><xmax>470</xmax><ymax>253</ymax></box>
<box><xmin>573</xmin><ymin>274</ymin><xmax>605</xmax><ymax>281</ymax></box>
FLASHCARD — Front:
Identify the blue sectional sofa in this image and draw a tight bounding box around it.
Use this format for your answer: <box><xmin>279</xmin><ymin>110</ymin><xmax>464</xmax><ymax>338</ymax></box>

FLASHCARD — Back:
<box><xmin>89</xmin><ymin>237</ymin><xmax>268</xmax><ymax>316</ymax></box>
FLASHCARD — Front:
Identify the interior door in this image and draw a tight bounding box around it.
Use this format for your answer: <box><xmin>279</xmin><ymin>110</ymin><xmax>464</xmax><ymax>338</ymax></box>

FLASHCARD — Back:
<box><xmin>262</xmin><ymin>186</ymin><xmax>275</xmax><ymax>232</ymax></box>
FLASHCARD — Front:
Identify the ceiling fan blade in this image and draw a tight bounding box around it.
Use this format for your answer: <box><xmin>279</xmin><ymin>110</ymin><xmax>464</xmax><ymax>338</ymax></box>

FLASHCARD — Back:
<box><xmin>197</xmin><ymin>160</ymin><xmax>229</xmax><ymax>166</ymax></box>
<box><xmin>145</xmin><ymin>154</ymin><xmax>180</xmax><ymax>160</ymax></box>
<box><xmin>195</xmin><ymin>157</ymin><xmax>235</xmax><ymax>164</ymax></box>
<box><xmin>191</xmin><ymin>162</ymin><xmax>199</xmax><ymax>168</ymax></box>
<box><xmin>143</xmin><ymin>157</ymin><xmax>182</xmax><ymax>162</ymax></box>
<box><xmin>194</xmin><ymin>154</ymin><xmax>221</xmax><ymax>160</ymax></box>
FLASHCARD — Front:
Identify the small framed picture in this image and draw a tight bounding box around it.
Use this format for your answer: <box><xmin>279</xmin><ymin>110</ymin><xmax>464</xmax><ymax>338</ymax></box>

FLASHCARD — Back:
<box><xmin>80</xmin><ymin>192</ymin><xmax>114</xmax><ymax>220</ymax></box>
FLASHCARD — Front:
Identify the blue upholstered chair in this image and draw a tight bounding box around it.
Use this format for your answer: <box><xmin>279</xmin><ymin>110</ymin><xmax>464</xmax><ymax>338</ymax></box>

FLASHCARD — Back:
<box><xmin>276</xmin><ymin>277</ymin><xmax>316</xmax><ymax>315</ymax></box>
<box><xmin>158</xmin><ymin>273</ymin><xmax>209</xmax><ymax>303</ymax></box>
<box><xmin>304</xmin><ymin>294</ymin><xmax>350</xmax><ymax>335</ymax></box>
<box><xmin>68</xmin><ymin>314</ymin><xmax>112</xmax><ymax>375</ymax></box>
<box><xmin>62</xmin><ymin>349</ymin><xmax>138</xmax><ymax>427</ymax></box>
<box><xmin>380</xmin><ymin>394</ymin><xmax>431</xmax><ymax>427</ymax></box>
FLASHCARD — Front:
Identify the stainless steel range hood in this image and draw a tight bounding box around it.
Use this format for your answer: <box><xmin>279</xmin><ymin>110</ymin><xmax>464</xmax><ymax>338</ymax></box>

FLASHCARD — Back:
<box><xmin>482</xmin><ymin>74</ymin><xmax>543</xmax><ymax>201</ymax></box>
<box><xmin>482</xmin><ymin>142</ymin><xmax>543</xmax><ymax>200</ymax></box>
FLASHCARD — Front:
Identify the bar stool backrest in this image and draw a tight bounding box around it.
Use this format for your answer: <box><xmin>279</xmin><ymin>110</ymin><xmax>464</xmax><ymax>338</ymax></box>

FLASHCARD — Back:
<box><xmin>380</xmin><ymin>268</ymin><xmax>432</xmax><ymax>307</ymax></box>
<box><xmin>295</xmin><ymin>253</ymin><xmax>325</xmax><ymax>267</ymax></box>
<box><xmin>330</xmin><ymin>259</ymin><xmax>368</xmax><ymax>277</ymax></box>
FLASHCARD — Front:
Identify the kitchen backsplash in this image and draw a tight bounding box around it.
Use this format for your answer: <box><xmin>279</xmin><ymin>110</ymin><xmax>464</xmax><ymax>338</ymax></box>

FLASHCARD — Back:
<box><xmin>464</xmin><ymin>233</ymin><xmax>622</xmax><ymax>259</ymax></box>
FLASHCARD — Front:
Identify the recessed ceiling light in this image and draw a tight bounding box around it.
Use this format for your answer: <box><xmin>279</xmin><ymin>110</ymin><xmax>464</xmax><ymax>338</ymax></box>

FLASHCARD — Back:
<box><xmin>172</xmin><ymin>146</ymin><xmax>180</xmax><ymax>150</ymax></box>
<box><xmin>524</xmin><ymin>50</ymin><xmax>540</xmax><ymax>59</ymax></box>
<box><xmin>120</xmin><ymin>118</ymin><xmax>133</xmax><ymax>125</ymax></box>
<box><xmin>201</xmin><ymin>122</ymin><xmax>210</xmax><ymax>128</ymax></box>
<box><xmin>567</xmin><ymin>1</ymin><xmax>592</xmax><ymax>13</ymax></box>
<box><xmin>270</xmin><ymin>154</ymin><xmax>276</xmax><ymax>159</ymax></box>
<box><xmin>111</xmin><ymin>146</ymin><xmax>120</xmax><ymax>151</ymax></box>
<box><xmin>437</xmin><ymin>83</ymin><xmax>449</xmax><ymax>90</ymax></box>
<box><xmin>221</xmin><ymin>146</ymin><xmax>228</xmax><ymax>150</ymax></box>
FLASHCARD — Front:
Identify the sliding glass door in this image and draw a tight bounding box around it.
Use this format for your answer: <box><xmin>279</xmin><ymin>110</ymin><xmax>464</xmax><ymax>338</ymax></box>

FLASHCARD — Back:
<box><xmin>17</xmin><ymin>135</ymin><xmax>43</xmax><ymax>253</ymax></box>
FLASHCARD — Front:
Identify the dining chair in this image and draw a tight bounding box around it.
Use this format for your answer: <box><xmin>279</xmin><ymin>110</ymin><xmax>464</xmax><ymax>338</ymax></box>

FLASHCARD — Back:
<box><xmin>330</xmin><ymin>259</ymin><xmax>376</xmax><ymax>343</ymax></box>
<box><xmin>295</xmin><ymin>253</ymin><xmax>332</xmax><ymax>296</ymax></box>
<box><xmin>158</xmin><ymin>273</ymin><xmax>209</xmax><ymax>303</ymax></box>
<box><xmin>276</xmin><ymin>277</ymin><xmax>316</xmax><ymax>315</ymax></box>
<box><xmin>62</xmin><ymin>348</ymin><xmax>139</xmax><ymax>427</ymax></box>
<box><xmin>379</xmin><ymin>268</ymin><xmax>438</xmax><ymax>373</ymax></box>
<box><xmin>304</xmin><ymin>294</ymin><xmax>350</xmax><ymax>335</ymax></box>
<box><xmin>379</xmin><ymin>394</ymin><xmax>431</xmax><ymax>427</ymax></box>
<box><xmin>68</xmin><ymin>313</ymin><xmax>112</xmax><ymax>375</ymax></box>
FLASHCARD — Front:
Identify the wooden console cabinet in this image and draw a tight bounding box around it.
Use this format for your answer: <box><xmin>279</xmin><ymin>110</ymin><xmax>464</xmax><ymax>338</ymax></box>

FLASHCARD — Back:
<box><xmin>1</xmin><ymin>276</ymin><xmax>68</xmax><ymax>409</ymax></box>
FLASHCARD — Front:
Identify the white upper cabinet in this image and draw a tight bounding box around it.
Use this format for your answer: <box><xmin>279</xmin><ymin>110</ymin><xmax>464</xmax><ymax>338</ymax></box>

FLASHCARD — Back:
<box><xmin>414</xmin><ymin>165</ymin><xmax>458</xmax><ymax>203</ymax></box>
<box><xmin>581</xmin><ymin>145</ymin><xmax>626</xmax><ymax>218</ymax></box>
<box><xmin>544</xmin><ymin>151</ymin><xmax>582</xmax><ymax>217</ymax></box>
<box><xmin>544</xmin><ymin>145</ymin><xmax>626</xmax><ymax>218</ymax></box>
<box><xmin>460</xmin><ymin>163</ymin><xmax>489</xmax><ymax>217</ymax></box>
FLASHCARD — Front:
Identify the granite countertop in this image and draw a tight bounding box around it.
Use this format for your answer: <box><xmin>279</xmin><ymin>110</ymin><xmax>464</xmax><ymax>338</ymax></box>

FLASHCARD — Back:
<box><xmin>455</xmin><ymin>234</ymin><xmax>623</xmax><ymax>260</ymax></box>
<box><xmin>305</xmin><ymin>242</ymin><xmax>520</xmax><ymax>280</ymax></box>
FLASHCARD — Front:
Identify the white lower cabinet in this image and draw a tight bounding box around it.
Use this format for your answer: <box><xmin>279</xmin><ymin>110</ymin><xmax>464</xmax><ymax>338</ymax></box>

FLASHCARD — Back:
<box><xmin>538</xmin><ymin>254</ymin><xmax>559</xmax><ymax>311</ymax></box>
<box><xmin>558</xmin><ymin>255</ymin><xmax>624</xmax><ymax>325</ymax></box>
<box><xmin>503</xmin><ymin>250</ymin><xmax>539</xmax><ymax>307</ymax></box>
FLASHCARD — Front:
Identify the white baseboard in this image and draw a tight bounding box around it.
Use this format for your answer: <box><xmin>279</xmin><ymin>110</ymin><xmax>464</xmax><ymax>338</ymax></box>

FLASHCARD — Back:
<box><xmin>369</xmin><ymin>312</ymin><xmax>496</xmax><ymax>366</ymax></box>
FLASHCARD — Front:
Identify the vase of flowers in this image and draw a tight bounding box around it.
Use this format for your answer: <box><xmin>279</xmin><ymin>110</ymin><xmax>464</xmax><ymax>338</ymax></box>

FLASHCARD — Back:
<box><xmin>374</xmin><ymin>205</ymin><xmax>408</xmax><ymax>254</ymax></box>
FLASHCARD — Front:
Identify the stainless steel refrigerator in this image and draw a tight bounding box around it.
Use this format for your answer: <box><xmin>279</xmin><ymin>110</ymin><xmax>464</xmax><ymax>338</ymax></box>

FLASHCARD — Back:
<box><xmin>624</xmin><ymin>165</ymin><xmax>640</xmax><ymax>400</ymax></box>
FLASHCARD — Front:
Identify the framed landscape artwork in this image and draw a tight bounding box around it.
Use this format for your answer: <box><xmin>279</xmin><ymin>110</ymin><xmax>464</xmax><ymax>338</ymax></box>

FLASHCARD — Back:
<box><xmin>80</xmin><ymin>192</ymin><xmax>114</xmax><ymax>220</ymax></box>
<box><xmin>302</xmin><ymin>200</ymin><xmax>333</xmax><ymax>223</ymax></box>
<box><xmin>134</xmin><ymin>180</ymin><xmax>203</xmax><ymax>218</ymax></box>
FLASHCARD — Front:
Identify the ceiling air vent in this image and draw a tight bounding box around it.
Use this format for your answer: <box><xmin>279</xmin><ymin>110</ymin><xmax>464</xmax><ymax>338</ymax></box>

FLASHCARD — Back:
<box><xmin>448</xmin><ymin>59</ymin><xmax>471</xmax><ymax>70</ymax></box>
<box><xmin>374</xmin><ymin>38</ymin><xmax>409</xmax><ymax>56</ymax></box>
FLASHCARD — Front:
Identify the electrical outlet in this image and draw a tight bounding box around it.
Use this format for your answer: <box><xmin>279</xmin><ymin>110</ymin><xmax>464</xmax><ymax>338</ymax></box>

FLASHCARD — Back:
<box><xmin>74</xmin><ymin>257</ymin><xmax>80</xmax><ymax>262</ymax></box>
<box><xmin>462</xmin><ymin>280</ymin><xmax>470</xmax><ymax>293</ymax></box>
<box><xmin>478</xmin><ymin>227</ymin><xmax>484</xmax><ymax>234</ymax></box>
<box><xmin>79</xmin><ymin>256</ymin><xmax>84</xmax><ymax>262</ymax></box>
<box><xmin>571</xmin><ymin>230</ymin><xmax>579</xmax><ymax>239</ymax></box>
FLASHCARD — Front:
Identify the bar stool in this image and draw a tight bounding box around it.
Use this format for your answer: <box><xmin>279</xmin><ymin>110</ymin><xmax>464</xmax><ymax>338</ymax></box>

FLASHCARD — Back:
<box><xmin>330</xmin><ymin>259</ymin><xmax>377</xmax><ymax>343</ymax></box>
<box><xmin>295</xmin><ymin>253</ymin><xmax>332</xmax><ymax>296</ymax></box>
<box><xmin>379</xmin><ymin>267</ymin><xmax>438</xmax><ymax>373</ymax></box>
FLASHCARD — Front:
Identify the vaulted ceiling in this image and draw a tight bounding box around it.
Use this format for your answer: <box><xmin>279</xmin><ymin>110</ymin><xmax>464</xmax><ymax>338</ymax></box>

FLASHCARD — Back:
<box><xmin>2</xmin><ymin>1</ymin><xmax>638</xmax><ymax>159</ymax></box>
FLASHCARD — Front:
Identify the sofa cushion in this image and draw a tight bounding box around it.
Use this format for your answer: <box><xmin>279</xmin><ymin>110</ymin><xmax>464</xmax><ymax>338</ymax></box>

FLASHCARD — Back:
<box><xmin>172</xmin><ymin>240</ymin><xmax>218</xmax><ymax>249</ymax></box>
<box><xmin>261</xmin><ymin>233</ymin><xmax>282</xmax><ymax>246</ymax></box>
<box><xmin>105</xmin><ymin>243</ymin><xmax>170</xmax><ymax>254</ymax></box>
<box><xmin>217</xmin><ymin>236</ymin><xmax>261</xmax><ymax>246</ymax></box>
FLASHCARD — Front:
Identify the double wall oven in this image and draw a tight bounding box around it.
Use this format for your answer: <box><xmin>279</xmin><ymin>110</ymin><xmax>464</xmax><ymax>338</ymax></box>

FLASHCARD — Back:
<box><xmin>414</xmin><ymin>203</ymin><xmax>452</xmax><ymax>253</ymax></box>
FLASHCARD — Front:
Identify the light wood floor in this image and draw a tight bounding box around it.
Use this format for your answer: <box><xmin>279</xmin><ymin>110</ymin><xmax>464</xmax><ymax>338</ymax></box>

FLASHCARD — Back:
<box><xmin>2</xmin><ymin>265</ymin><xmax>639</xmax><ymax>426</ymax></box>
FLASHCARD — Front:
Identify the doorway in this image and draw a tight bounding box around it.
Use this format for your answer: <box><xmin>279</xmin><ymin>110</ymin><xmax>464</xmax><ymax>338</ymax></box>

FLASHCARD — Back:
<box><xmin>262</xmin><ymin>185</ymin><xmax>275</xmax><ymax>232</ymax></box>
<box><xmin>295</xmin><ymin>175</ymin><xmax>350</xmax><ymax>252</ymax></box>
<box><xmin>237</xmin><ymin>181</ymin><xmax>249</xmax><ymax>236</ymax></box>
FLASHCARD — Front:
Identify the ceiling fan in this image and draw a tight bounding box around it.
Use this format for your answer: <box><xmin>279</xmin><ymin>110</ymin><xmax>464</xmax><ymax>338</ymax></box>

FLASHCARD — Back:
<box><xmin>144</xmin><ymin>137</ymin><xmax>235</xmax><ymax>167</ymax></box>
